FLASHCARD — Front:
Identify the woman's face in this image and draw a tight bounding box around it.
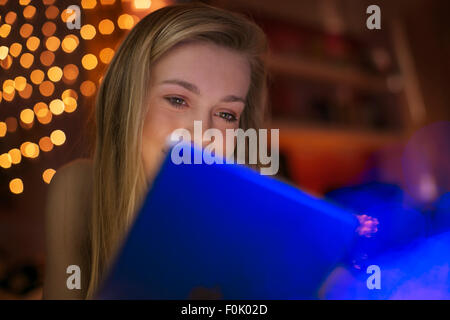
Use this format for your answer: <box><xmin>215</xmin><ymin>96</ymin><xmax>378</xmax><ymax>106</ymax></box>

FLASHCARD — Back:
<box><xmin>142</xmin><ymin>41</ymin><xmax>251</xmax><ymax>179</ymax></box>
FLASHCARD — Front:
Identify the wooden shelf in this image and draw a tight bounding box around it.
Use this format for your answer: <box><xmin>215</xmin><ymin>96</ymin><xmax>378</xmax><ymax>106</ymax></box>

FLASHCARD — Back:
<box><xmin>269</xmin><ymin>120</ymin><xmax>405</xmax><ymax>152</ymax></box>
<box><xmin>265</xmin><ymin>54</ymin><xmax>390</xmax><ymax>94</ymax></box>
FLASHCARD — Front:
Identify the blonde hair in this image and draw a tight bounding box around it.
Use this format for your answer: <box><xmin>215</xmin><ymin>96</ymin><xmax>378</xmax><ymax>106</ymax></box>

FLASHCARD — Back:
<box><xmin>87</xmin><ymin>2</ymin><xmax>269</xmax><ymax>298</ymax></box>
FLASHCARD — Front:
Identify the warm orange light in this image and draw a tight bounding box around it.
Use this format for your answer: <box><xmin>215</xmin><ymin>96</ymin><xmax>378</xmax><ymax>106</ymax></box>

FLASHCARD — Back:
<box><xmin>34</xmin><ymin>102</ymin><xmax>49</xmax><ymax>117</ymax></box>
<box><xmin>19</xmin><ymin>24</ymin><xmax>33</xmax><ymax>38</ymax></box>
<box><xmin>0</xmin><ymin>54</ymin><xmax>13</xmax><ymax>69</ymax></box>
<box><xmin>40</xmin><ymin>50</ymin><xmax>55</xmax><ymax>66</ymax></box>
<box><xmin>80</xmin><ymin>80</ymin><xmax>96</xmax><ymax>97</ymax></box>
<box><xmin>19</xmin><ymin>0</ymin><xmax>31</xmax><ymax>5</ymax></box>
<box><xmin>98</xmin><ymin>19</ymin><xmax>115</xmax><ymax>35</ymax></box>
<box><xmin>0</xmin><ymin>122</ymin><xmax>6</xmax><ymax>137</ymax></box>
<box><xmin>62</xmin><ymin>89</ymin><xmax>79</xmax><ymax>101</ymax></box>
<box><xmin>63</xmin><ymin>96</ymin><xmax>77</xmax><ymax>113</ymax></box>
<box><xmin>46</xmin><ymin>36</ymin><xmax>61</xmax><ymax>52</ymax></box>
<box><xmin>99</xmin><ymin>48</ymin><xmax>114</xmax><ymax>64</ymax></box>
<box><xmin>0</xmin><ymin>24</ymin><xmax>12</xmax><ymax>38</ymax></box>
<box><xmin>81</xmin><ymin>0</ymin><xmax>97</xmax><ymax>9</ymax></box>
<box><xmin>0</xmin><ymin>45</ymin><xmax>8</xmax><ymax>59</ymax></box>
<box><xmin>8</xmin><ymin>148</ymin><xmax>21</xmax><ymax>164</ymax></box>
<box><xmin>81</xmin><ymin>53</ymin><xmax>98</xmax><ymax>70</ymax></box>
<box><xmin>63</xmin><ymin>64</ymin><xmax>79</xmax><ymax>82</ymax></box>
<box><xmin>18</xmin><ymin>83</ymin><xmax>32</xmax><ymax>99</ymax></box>
<box><xmin>3</xmin><ymin>79</ymin><xmax>15</xmax><ymax>94</ymax></box>
<box><xmin>49</xmin><ymin>99</ymin><xmax>65</xmax><ymax>115</ymax></box>
<box><xmin>50</xmin><ymin>129</ymin><xmax>66</xmax><ymax>146</ymax></box>
<box><xmin>26</xmin><ymin>36</ymin><xmax>40</xmax><ymax>51</ymax></box>
<box><xmin>39</xmin><ymin>81</ymin><xmax>55</xmax><ymax>97</ymax></box>
<box><xmin>19</xmin><ymin>52</ymin><xmax>34</xmax><ymax>68</ymax></box>
<box><xmin>100</xmin><ymin>0</ymin><xmax>115</xmax><ymax>5</ymax></box>
<box><xmin>20</xmin><ymin>108</ymin><xmax>34</xmax><ymax>124</ymax></box>
<box><xmin>14</xmin><ymin>76</ymin><xmax>27</xmax><ymax>91</ymax></box>
<box><xmin>5</xmin><ymin>12</ymin><xmax>17</xmax><ymax>25</ymax></box>
<box><xmin>9</xmin><ymin>43</ymin><xmax>22</xmax><ymax>57</ymax></box>
<box><xmin>42</xmin><ymin>21</ymin><xmax>56</xmax><ymax>37</ymax></box>
<box><xmin>117</xmin><ymin>14</ymin><xmax>134</xmax><ymax>29</ymax></box>
<box><xmin>2</xmin><ymin>89</ymin><xmax>15</xmax><ymax>101</ymax></box>
<box><xmin>23</xmin><ymin>5</ymin><xmax>36</xmax><ymax>19</ymax></box>
<box><xmin>134</xmin><ymin>0</ymin><xmax>151</xmax><ymax>9</ymax></box>
<box><xmin>39</xmin><ymin>136</ymin><xmax>54</xmax><ymax>152</ymax></box>
<box><xmin>80</xmin><ymin>24</ymin><xmax>96</xmax><ymax>40</ymax></box>
<box><xmin>20</xmin><ymin>142</ymin><xmax>29</xmax><ymax>156</ymax></box>
<box><xmin>62</xmin><ymin>35</ymin><xmax>78</xmax><ymax>53</ymax></box>
<box><xmin>43</xmin><ymin>168</ymin><xmax>56</xmax><ymax>184</ymax></box>
<box><xmin>9</xmin><ymin>178</ymin><xmax>24</xmax><ymax>194</ymax></box>
<box><xmin>30</xmin><ymin>69</ymin><xmax>45</xmax><ymax>85</ymax></box>
<box><xmin>0</xmin><ymin>153</ymin><xmax>12</xmax><ymax>169</ymax></box>
<box><xmin>45</xmin><ymin>5</ymin><xmax>59</xmax><ymax>19</ymax></box>
<box><xmin>37</xmin><ymin>110</ymin><xmax>52</xmax><ymax>125</ymax></box>
<box><xmin>24</xmin><ymin>142</ymin><xmax>39</xmax><ymax>158</ymax></box>
<box><xmin>60</xmin><ymin>9</ymin><xmax>70</xmax><ymax>23</ymax></box>
<box><xmin>48</xmin><ymin>66</ymin><xmax>63</xmax><ymax>82</ymax></box>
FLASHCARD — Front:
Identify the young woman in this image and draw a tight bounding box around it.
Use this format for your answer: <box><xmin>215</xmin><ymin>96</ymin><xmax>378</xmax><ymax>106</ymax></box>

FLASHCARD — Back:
<box><xmin>43</xmin><ymin>3</ymin><xmax>269</xmax><ymax>299</ymax></box>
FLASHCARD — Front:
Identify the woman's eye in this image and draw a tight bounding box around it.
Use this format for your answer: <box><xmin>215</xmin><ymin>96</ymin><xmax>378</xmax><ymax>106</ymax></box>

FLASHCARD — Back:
<box><xmin>215</xmin><ymin>111</ymin><xmax>237</xmax><ymax>123</ymax></box>
<box><xmin>165</xmin><ymin>96</ymin><xmax>187</xmax><ymax>108</ymax></box>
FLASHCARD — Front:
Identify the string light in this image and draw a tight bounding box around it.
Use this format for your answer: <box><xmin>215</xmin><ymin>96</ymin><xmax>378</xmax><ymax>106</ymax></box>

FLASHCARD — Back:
<box><xmin>0</xmin><ymin>153</ymin><xmax>12</xmax><ymax>169</ymax></box>
<box><xmin>98</xmin><ymin>19</ymin><xmax>115</xmax><ymax>35</ymax></box>
<box><xmin>0</xmin><ymin>24</ymin><xmax>12</xmax><ymax>38</ymax></box>
<box><xmin>8</xmin><ymin>148</ymin><xmax>22</xmax><ymax>164</ymax></box>
<box><xmin>81</xmin><ymin>53</ymin><xmax>98</xmax><ymax>70</ymax></box>
<box><xmin>9</xmin><ymin>178</ymin><xmax>24</xmax><ymax>195</ymax></box>
<box><xmin>0</xmin><ymin>46</ymin><xmax>8</xmax><ymax>59</ymax></box>
<box><xmin>134</xmin><ymin>0</ymin><xmax>152</xmax><ymax>10</ymax></box>
<box><xmin>50</xmin><ymin>129</ymin><xmax>66</xmax><ymax>146</ymax></box>
<box><xmin>9</xmin><ymin>43</ymin><xmax>22</xmax><ymax>57</ymax></box>
<box><xmin>0</xmin><ymin>0</ymin><xmax>166</xmax><ymax>195</ymax></box>
<box><xmin>49</xmin><ymin>99</ymin><xmax>65</xmax><ymax>115</ymax></box>
<box><xmin>39</xmin><ymin>136</ymin><xmax>54</xmax><ymax>152</ymax></box>
<box><xmin>82</xmin><ymin>0</ymin><xmax>98</xmax><ymax>10</ymax></box>
<box><xmin>45</xmin><ymin>5</ymin><xmax>59</xmax><ymax>19</ymax></box>
<box><xmin>80</xmin><ymin>24</ymin><xmax>97</xmax><ymax>40</ymax></box>
<box><xmin>42</xmin><ymin>168</ymin><xmax>56</xmax><ymax>184</ymax></box>
<box><xmin>20</xmin><ymin>108</ymin><xmax>34</xmax><ymax>124</ymax></box>
<box><xmin>0</xmin><ymin>122</ymin><xmax>6</xmax><ymax>137</ymax></box>
<box><xmin>30</xmin><ymin>69</ymin><xmax>45</xmax><ymax>85</ymax></box>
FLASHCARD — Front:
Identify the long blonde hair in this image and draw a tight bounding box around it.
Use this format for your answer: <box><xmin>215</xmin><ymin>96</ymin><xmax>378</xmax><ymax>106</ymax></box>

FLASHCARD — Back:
<box><xmin>87</xmin><ymin>2</ymin><xmax>269</xmax><ymax>298</ymax></box>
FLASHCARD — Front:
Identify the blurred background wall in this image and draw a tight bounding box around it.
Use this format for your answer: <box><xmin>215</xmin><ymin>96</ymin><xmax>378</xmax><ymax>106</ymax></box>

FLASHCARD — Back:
<box><xmin>0</xmin><ymin>0</ymin><xmax>448</xmax><ymax>298</ymax></box>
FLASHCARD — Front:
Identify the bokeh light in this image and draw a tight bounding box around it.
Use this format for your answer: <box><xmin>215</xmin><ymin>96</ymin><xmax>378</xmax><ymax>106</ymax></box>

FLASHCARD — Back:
<box><xmin>50</xmin><ymin>129</ymin><xmax>66</xmax><ymax>146</ymax></box>
<box><xmin>9</xmin><ymin>178</ymin><xmax>24</xmax><ymax>194</ymax></box>
<box><xmin>42</xmin><ymin>168</ymin><xmax>56</xmax><ymax>184</ymax></box>
<box><xmin>82</xmin><ymin>54</ymin><xmax>98</xmax><ymax>70</ymax></box>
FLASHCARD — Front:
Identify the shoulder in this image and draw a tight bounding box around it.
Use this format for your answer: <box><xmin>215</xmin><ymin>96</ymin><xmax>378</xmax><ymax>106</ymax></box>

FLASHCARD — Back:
<box><xmin>43</xmin><ymin>158</ymin><xmax>93</xmax><ymax>299</ymax></box>
<box><xmin>46</xmin><ymin>158</ymin><xmax>94</xmax><ymax>243</ymax></box>
<box><xmin>47</xmin><ymin>158</ymin><xmax>93</xmax><ymax>223</ymax></box>
<box><xmin>51</xmin><ymin>158</ymin><xmax>93</xmax><ymax>190</ymax></box>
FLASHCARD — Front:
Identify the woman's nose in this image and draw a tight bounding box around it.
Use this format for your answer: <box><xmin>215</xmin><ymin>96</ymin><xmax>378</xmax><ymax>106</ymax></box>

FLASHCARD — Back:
<box><xmin>181</xmin><ymin>111</ymin><xmax>214</xmax><ymax>149</ymax></box>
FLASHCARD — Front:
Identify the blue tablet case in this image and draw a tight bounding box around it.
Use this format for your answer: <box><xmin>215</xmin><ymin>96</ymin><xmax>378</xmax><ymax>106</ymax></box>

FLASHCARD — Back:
<box><xmin>97</xmin><ymin>144</ymin><xmax>359</xmax><ymax>299</ymax></box>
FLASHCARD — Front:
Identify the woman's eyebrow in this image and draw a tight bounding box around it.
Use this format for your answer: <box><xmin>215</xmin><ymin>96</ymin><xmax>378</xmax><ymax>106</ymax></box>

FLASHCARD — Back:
<box><xmin>160</xmin><ymin>78</ymin><xmax>246</xmax><ymax>103</ymax></box>
<box><xmin>160</xmin><ymin>79</ymin><xmax>200</xmax><ymax>94</ymax></box>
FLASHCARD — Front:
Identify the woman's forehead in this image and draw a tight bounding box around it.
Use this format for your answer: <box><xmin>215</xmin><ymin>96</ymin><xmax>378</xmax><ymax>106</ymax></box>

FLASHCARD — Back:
<box><xmin>150</xmin><ymin>41</ymin><xmax>251</xmax><ymax>96</ymax></box>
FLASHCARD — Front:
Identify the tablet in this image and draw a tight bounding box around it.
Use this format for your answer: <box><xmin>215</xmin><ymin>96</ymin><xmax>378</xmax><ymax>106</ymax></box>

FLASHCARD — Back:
<box><xmin>97</xmin><ymin>143</ymin><xmax>359</xmax><ymax>299</ymax></box>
